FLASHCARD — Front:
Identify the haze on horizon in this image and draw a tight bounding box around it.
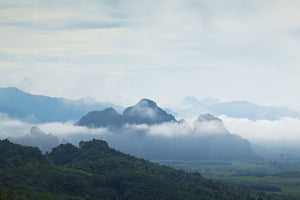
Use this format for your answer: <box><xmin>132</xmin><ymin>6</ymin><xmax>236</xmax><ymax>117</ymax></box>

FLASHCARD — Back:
<box><xmin>0</xmin><ymin>0</ymin><xmax>300</xmax><ymax>111</ymax></box>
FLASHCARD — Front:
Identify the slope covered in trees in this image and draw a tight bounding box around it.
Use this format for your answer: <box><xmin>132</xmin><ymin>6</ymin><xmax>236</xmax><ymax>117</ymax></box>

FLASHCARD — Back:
<box><xmin>0</xmin><ymin>139</ymin><xmax>289</xmax><ymax>200</ymax></box>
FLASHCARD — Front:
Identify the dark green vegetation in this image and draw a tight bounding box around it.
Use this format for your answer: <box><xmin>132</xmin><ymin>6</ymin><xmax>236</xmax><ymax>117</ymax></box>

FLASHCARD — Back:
<box><xmin>158</xmin><ymin>160</ymin><xmax>300</xmax><ymax>199</ymax></box>
<box><xmin>0</xmin><ymin>139</ymin><xmax>287</xmax><ymax>200</ymax></box>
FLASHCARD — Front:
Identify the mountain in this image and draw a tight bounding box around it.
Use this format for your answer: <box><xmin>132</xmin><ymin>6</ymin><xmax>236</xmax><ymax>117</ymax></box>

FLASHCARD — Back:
<box><xmin>193</xmin><ymin>113</ymin><xmax>229</xmax><ymax>135</ymax></box>
<box><xmin>76</xmin><ymin>111</ymin><xmax>260</xmax><ymax>161</ymax></box>
<box><xmin>110</xmin><ymin>133</ymin><xmax>260</xmax><ymax>161</ymax></box>
<box><xmin>123</xmin><ymin>99</ymin><xmax>176</xmax><ymax>124</ymax></box>
<box><xmin>0</xmin><ymin>139</ymin><xmax>280</xmax><ymax>200</ymax></box>
<box><xmin>178</xmin><ymin>96</ymin><xmax>300</xmax><ymax>120</ymax></box>
<box><xmin>8</xmin><ymin>127</ymin><xmax>60</xmax><ymax>153</ymax></box>
<box><xmin>111</xmin><ymin>114</ymin><xmax>259</xmax><ymax>161</ymax></box>
<box><xmin>76</xmin><ymin>107</ymin><xmax>124</xmax><ymax>128</ymax></box>
<box><xmin>0</xmin><ymin>87</ymin><xmax>123</xmax><ymax>123</ymax></box>
<box><xmin>77</xmin><ymin>99</ymin><xmax>176</xmax><ymax>128</ymax></box>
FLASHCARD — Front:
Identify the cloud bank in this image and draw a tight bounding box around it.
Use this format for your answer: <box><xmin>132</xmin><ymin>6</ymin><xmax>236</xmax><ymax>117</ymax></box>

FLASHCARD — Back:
<box><xmin>8</xmin><ymin>127</ymin><xmax>59</xmax><ymax>153</ymax></box>
<box><xmin>220</xmin><ymin>115</ymin><xmax>300</xmax><ymax>145</ymax></box>
<box><xmin>1</xmin><ymin>113</ymin><xmax>262</xmax><ymax>160</ymax></box>
<box><xmin>2</xmin><ymin>112</ymin><xmax>300</xmax><ymax>150</ymax></box>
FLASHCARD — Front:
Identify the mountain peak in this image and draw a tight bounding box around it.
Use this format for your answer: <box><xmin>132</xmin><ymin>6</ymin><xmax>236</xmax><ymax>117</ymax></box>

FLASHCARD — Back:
<box><xmin>76</xmin><ymin>107</ymin><xmax>123</xmax><ymax>128</ymax></box>
<box><xmin>30</xmin><ymin>127</ymin><xmax>44</xmax><ymax>136</ymax></box>
<box><xmin>193</xmin><ymin>113</ymin><xmax>228</xmax><ymax>135</ymax></box>
<box><xmin>136</xmin><ymin>98</ymin><xmax>157</xmax><ymax>108</ymax></box>
<box><xmin>0</xmin><ymin>87</ymin><xmax>25</xmax><ymax>96</ymax></box>
<box><xmin>123</xmin><ymin>99</ymin><xmax>176</xmax><ymax>124</ymax></box>
<box><xmin>77</xmin><ymin>99</ymin><xmax>176</xmax><ymax>128</ymax></box>
<box><xmin>101</xmin><ymin>107</ymin><xmax>118</xmax><ymax>114</ymax></box>
<box><xmin>123</xmin><ymin>98</ymin><xmax>160</xmax><ymax>117</ymax></box>
<box><xmin>197</xmin><ymin>113</ymin><xmax>222</xmax><ymax>123</ymax></box>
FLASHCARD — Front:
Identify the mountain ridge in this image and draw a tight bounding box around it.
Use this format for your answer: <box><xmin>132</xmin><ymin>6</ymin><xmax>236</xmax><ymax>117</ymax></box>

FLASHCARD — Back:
<box><xmin>177</xmin><ymin>96</ymin><xmax>300</xmax><ymax>120</ymax></box>
<box><xmin>0</xmin><ymin>87</ymin><xmax>124</xmax><ymax>123</ymax></box>
<box><xmin>75</xmin><ymin>108</ymin><xmax>260</xmax><ymax>161</ymax></box>
<box><xmin>77</xmin><ymin>98</ymin><xmax>176</xmax><ymax>128</ymax></box>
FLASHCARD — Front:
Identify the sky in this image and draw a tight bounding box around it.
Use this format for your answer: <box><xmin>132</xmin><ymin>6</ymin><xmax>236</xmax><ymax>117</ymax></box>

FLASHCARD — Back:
<box><xmin>1</xmin><ymin>0</ymin><xmax>300</xmax><ymax>110</ymax></box>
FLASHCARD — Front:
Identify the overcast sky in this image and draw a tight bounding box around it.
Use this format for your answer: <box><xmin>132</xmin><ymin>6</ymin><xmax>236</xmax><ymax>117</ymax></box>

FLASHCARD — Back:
<box><xmin>1</xmin><ymin>0</ymin><xmax>300</xmax><ymax>109</ymax></box>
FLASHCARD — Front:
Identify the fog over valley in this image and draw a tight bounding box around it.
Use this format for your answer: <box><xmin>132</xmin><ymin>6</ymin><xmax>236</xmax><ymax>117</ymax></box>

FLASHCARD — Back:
<box><xmin>1</xmin><ymin>1</ymin><xmax>300</xmax><ymax>198</ymax></box>
<box><xmin>1</xmin><ymin>88</ymin><xmax>300</xmax><ymax>149</ymax></box>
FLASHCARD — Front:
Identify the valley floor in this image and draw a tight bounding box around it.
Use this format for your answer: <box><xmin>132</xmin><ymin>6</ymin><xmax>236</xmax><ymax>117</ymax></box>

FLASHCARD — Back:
<box><xmin>157</xmin><ymin>160</ymin><xmax>300</xmax><ymax>198</ymax></box>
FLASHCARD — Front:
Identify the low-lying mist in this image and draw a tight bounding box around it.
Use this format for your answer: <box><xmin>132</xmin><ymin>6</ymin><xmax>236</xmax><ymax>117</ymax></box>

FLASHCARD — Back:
<box><xmin>1</xmin><ymin>112</ymin><xmax>300</xmax><ymax>156</ymax></box>
<box><xmin>220</xmin><ymin>115</ymin><xmax>300</xmax><ymax>147</ymax></box>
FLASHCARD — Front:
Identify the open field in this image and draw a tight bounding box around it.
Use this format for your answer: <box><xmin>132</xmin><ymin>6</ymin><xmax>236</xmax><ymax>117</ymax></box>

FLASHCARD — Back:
<box><xmin>157</xmin><ymin>160</ymin><xmax>300</xmax><ymax>198</ymax></box>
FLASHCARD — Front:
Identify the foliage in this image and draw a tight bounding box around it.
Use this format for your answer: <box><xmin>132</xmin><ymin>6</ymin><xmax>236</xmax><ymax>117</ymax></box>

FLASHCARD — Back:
<box><xmin>0</xmin><ymin>139</ymin><xmax>287</xmax><ymax>200</ymax></box>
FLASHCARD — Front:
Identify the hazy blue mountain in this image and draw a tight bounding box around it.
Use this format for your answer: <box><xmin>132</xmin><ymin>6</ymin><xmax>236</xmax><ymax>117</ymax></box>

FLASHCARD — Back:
<box><xmin>123</xmin><ymin>99</ymin><xmax>176</xmax><ymax>125</ymax></box>
<box><xmin>76</xmin><ymin>107</ymin><xmax>124</xmax><ymax>128</ymax></box>
<box><xmin>210</xmin><ymin>101</ymin><xmax>300</xmax><ymax>120</ymax></box>
<box><xmin>197</xmin><ymin>113</ymin><xmax>223</xmax><ymax>122</ymax></box>
<box><xmin>122</xmin><ymin>114</ymin><xmax>259</xmax><ymax>161</ymax></box>
<box><xmin>104</xmin><ymin>131</ymin><xmax>261</xmax><ymax>161</ymax></box>
<box><xmin>76</xmin><ymin>111</ymin><xmax>260</xmax><ymax>161</ymax></box>
<box><xmin>179</xmin><ymin>96</ymin><xmax>300</xmax><ymax>120</ymax></box>
<box><xmin>77</xmin><ymin>99</ymin><xmax>177</xmax><ymax>128</ymax></box>
<box><xmin>193</xmin><ymin>113</ymin><xmax>229</xmax><ymax>135</ymax></box>
<box><xmin>0</xmin><ymin>87</ymin><xmax>124</xmax><ymax>123</ymax></box>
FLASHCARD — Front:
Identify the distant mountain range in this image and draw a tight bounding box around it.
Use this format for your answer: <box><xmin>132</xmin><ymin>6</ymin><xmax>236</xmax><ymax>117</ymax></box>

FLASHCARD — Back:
<box><xmin>176</xmin><ymin>96</ymin><xmax>300</xmax><ymax>120</ymax></box>
<box><xmin>0</xmin><ymin>87</ymin><xmax>123</xmax><ymax>123</ymax></box>
<box><xmin>1</xmin><ymin>87</ymin><xmax>299</xmax><ymax>123</ymax></box>
<box><xmin>76</xmin><ymin>99</ymin><xmax>176</xmax><ymax>128</ymax></box>
<box><xmin>0</xmin><ymin>88</ymin><xmax>281</xmax><ymax>161</ymax></box>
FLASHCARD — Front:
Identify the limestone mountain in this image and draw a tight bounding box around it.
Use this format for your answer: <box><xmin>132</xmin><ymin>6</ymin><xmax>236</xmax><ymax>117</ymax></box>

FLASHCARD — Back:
<box><xmin>76</xmin><ymin>107</ymin><xmax>123</xmax><ymax>128</ymax></box>
<box><xmin>77</xmin><ymin>99</ymin><xmax>176</xmax><ymax>128</ymax></box>
<box><xmin>123</xmin><ymin>99</ymin><xmax>176</xmax><ymax>125</ymax></box>
<box><xmin>193</xmin><ymin>113</ymin><xmax>229</xmax><ymax>135</ymax></box>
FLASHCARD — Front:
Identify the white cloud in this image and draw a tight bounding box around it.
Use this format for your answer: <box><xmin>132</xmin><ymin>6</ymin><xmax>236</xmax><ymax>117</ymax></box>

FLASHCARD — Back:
<box><xmin>0</xmin><ymin>113</ymin><xmax>31</xmax><ymax>138</ymax></box>
<box><xmin>2</xmin><ymin>112</ymin><xmax>300</xmax><ymax>149</ymax></box>
<box><xmin>0</xmin><ymin>0</ymin><xmax>300</xmax><ymax>109</ymax></box>
<box><xmin>38</xmin><ymin>122</ymin><xmax>109</xmax><ymax>137</ymax></box>
<box><xmin>0</xmin><ymin>113</ymin><xmax>109</xmax><ymax>139</ymax></box>
<box><xmin>220</xmin><ymin>115</ymin><xmax>300</xmax><ymax>144</ymax></box>
<box><xmin>193</xmin><ymin>120</ymin><xmax>228</xmax><ymax>135</ymax></box>
<box><xmin>125</xmin><ymin>121</ymin><xmax>192</xmax><ymax>137</ymax></box>
<box><xmin>0</xmin><ymin>113</ymin><xmax>226</xmax><ymax>139</ymax></box>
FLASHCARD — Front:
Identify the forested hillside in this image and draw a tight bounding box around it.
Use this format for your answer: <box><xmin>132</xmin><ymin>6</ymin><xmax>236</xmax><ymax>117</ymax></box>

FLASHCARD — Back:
<box><xmin>0</xmin><ymin>139</ymin><xmax>289</xmax><ymax>200</ymax></box>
